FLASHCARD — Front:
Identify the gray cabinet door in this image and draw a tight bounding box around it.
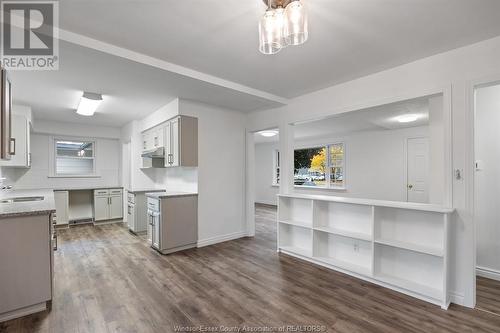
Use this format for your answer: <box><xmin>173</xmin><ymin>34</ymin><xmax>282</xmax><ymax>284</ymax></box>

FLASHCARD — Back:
<box><xmin>109</xmin><ymin>195</ymin><xmax>123</xmax><ymax>219</ymax></box>
<box><xmin>94</xmin><ymin>196</ymin><xmax>109</xmax><ymax>221</ymax></box>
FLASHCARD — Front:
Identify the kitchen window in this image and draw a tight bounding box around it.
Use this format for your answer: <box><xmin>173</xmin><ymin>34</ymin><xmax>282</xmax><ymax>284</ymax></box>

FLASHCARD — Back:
<box><xmin>53</xmin><ymin>139</ymin><xmax>96</xmax><ymax>176</ymax></box>
<box><xmin>294</xmin><ymin>142</ymin><xmax>345</xmax><ymax>189</ymax></box>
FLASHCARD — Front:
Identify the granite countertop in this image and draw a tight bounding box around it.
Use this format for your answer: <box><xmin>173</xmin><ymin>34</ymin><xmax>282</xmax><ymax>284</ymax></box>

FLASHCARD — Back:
<box><xmin>127</xmin><ymin>188</ymin><xmax>165</xmax><ymax>194</ymax></box>
<box><xmin>0</xmin><ymin>189</ymin><xmax>56</xmax><ymax>218</ymax></box>
<box><xmin>53</xmin><ymin>186</ymin><xmax>123</xmax><ymax>191</ymax></box>
<box><xmin>145</xmin><ymin>191</ymin><xmax>198</xmax><ymax>199</ymax></box>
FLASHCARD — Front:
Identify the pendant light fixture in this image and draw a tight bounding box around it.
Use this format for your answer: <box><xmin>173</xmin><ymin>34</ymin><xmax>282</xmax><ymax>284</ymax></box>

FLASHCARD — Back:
<box><xmin>259</xmin><ymin>0</ymin><xmax>308</xmax><ymax>55</ymax></box>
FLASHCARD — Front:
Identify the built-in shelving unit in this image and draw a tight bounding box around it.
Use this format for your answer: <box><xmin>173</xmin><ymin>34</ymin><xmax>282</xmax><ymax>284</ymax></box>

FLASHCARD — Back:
<box><xmin>277</xmin><ymin>194</ymin><xmax>453</xmax><ymax>309</ymax></box>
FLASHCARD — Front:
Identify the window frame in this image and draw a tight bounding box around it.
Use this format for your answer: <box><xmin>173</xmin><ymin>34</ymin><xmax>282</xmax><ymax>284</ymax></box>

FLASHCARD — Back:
<box><xmin>293</xmin><ymin>142</ymin><xmax>346</xmax><ymax>190</ymax></box>
<box><xmin>49</xmin><ymin>137</ymin><xmax>99</xmax><ymax>178</ymax></box>
<box><xmin>272</xmin><ymin>149</ymin><xmax>280</xmax><ymax>186</ymax></box>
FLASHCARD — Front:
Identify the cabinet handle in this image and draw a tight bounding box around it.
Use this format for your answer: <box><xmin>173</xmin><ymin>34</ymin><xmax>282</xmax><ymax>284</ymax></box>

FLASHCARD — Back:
<box><xmin>9</xmin><ymin>138</ymin><xmax>15</xmax><ymax>155</ymax></box>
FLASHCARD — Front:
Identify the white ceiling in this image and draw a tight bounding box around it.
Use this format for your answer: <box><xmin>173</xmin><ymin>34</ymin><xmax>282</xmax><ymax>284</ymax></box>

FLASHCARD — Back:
<box><xmin>293</xmin><ymin>96</ymin><xmax>430</xmax><ymax>140</ymax></box>
<box><xmin>10</xmin><ymin>41</ymin><xmax>282</xmax><ymax>127</ymax></box>
<box><xmin>58</xmin><ymin>0</ymin><xmax>500</xmax><ymax>98</ymax></box>
<box><xmin>254</xmin><ymin>95</ymin><xmax>430</xmax><ymax>143</ymax></box>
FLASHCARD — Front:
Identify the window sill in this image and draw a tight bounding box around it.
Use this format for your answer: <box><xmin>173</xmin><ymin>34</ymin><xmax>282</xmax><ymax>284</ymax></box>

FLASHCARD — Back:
<box><xmin>48</xmin><ymin>175</ymin><xmax>101</xmax><ymax>179</ymax></box>
<box><xmin>294</xmin><ymin>185</ymin><xmax>347</xmax><ymax>191</ymax></box>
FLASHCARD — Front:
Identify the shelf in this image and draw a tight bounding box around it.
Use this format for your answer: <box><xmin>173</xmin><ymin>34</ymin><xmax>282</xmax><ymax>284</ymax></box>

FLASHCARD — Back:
<box><xmin>279</xmin><ymin>245</ymin><xmax>312</xmax><ymax>257</ymax></box>
<box><xmin>314</xmin><ymin>226</ymin><xmax>371</xmax><ymax>241</ymax></box>
<box><xmin>375</xmin><ymin>238</ymin><xmax>443</xmax><ymax>257</ymax></box>
<box><xmin>314</xmin><ymin>256</ymin><xmax>371</xmax><ymax>276</ymax></box>
<box><xmin>375</xmin><ymin>273</ymin><xmax>442</xmax><ymax>300</ymax></box>
<box><xmin>279</xmin><ymin>220</ymin><xmax>312</xmax><ymax>229</ymax></box>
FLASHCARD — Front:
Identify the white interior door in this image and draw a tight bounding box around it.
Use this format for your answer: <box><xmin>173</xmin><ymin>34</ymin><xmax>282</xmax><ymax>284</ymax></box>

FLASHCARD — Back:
<box><xmin>407</xmin><ymin>137</ymin><xmax>429</xmax><ymax>203</ymax></box>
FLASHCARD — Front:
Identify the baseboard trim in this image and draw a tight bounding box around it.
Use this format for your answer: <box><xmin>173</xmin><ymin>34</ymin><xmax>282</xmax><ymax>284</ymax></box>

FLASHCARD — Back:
<box><xmin>477</xmin><ymin>266</ymin><xmax>500</xmax><ymax>282</ymax></box>
<box><xmin>197</xmin><ymin>231</ymin><xmax>249</xmax><ymax>248</ymax></box>
<box><xmin>449</xmin><ymin>290</ymin><xmax>466</xmax><ymax>307</ymax></box>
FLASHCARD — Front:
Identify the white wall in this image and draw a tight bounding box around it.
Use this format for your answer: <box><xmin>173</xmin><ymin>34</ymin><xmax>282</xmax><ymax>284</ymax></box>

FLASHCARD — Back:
<box><xmin>293</xmin><ymin>126</ymin><xmax>429</xmax><ymax>202</ymax></box>
<box><xmin>121</xmin><ymin>99</ymin><xmax>247</xmax><ymax>246</ymax></box>
<box><xmin>475</xmin><ymin>84</ymin><xmax>500</xmax><ymax>279</ymax></box>
<box><xmin>255</xmin><ymin>142</ymin><xmax>279</xmax><ymax>205</ymax></box>
<box><xmin>3</xmin><ymin>131</ymin><xmax>121</xmax><ymax>190</ymax></box>
<box><xmin>247</xmin><ymin>35</ymin><xmax>500</xmax><ymax>308</ymax></box>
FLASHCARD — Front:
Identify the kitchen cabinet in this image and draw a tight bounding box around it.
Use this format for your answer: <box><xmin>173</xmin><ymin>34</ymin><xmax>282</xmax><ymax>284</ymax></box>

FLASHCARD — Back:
<box><xmin>0</xmin><ymin>67</ymin><xmax>13</xmax><ymax>160</ymax></box>
<box><xmin>142</xmin><ymin>126</ymin><xmax>164</xmax><ymax>152</ymax></box>
<box><xmin>0</xmin><ymin>114</ymin><xmax>31</xmax><ymax>168</ymax></box>
<box><xmin>54</xmin><ymin>191</ymin><xmax>69</xmax><ymax>225</ymax></box>
<box><xmin>146</xmin><ymin>193</ymin><xmax>198</xmax><ymax>254</ymax></box>
<box><xmin>0</xmin><ymin>212</ymin><xmax>53</xmax><ymax>322</ymax></box>
<box><xmin>93</xmin><ymin>189</ymin><xmax>123</xmax><ymax>221</ymax></box>
<box><xmin>164</xmin><ymin>115</ymin><xmax>197</xmax><ymax>168</ymax></box>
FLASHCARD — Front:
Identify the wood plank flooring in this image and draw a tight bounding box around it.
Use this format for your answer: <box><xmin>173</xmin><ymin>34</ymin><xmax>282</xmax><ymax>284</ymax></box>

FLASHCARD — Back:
<box><xmin>2</xmin><ymin>204</ymin><xmax>500</xmax><ymax>332</ymax></box>
<box><xmin>477</xmin><ymin>276</ymin><xmax>500</xmax><ymax>317</ymax></box>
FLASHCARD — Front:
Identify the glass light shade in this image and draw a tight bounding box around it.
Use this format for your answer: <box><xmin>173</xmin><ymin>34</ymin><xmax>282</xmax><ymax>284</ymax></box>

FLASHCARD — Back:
<box><xmin>274</xmin><ymin>7</ymin><xmax>290</xmax><ymax>48</ymax></box>
<box><xmin>285</xmin><ymin>0</ymin><xmax>308</xmax><ymax>46</ymax></box>
<box><xmin>259</xmin><ymin>10</ymin><xmax>282</xmax><ymax>54</ymax></box>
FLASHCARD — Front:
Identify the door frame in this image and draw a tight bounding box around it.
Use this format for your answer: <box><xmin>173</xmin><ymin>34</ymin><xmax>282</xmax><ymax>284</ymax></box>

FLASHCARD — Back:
<box><xmin>467</xmin><ymin>73</ymin><xmax>500</xmax><ymax>307</ymax></box>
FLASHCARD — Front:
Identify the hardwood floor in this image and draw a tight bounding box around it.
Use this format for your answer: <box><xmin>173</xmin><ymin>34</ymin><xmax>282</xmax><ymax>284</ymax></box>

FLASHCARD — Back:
<box><xmin>477</xmin><ymin>276</ymin><xmax>500</xmax><ymax>317</ymax></box>
<box><xmin>2</xmin><ymin>204</ymin><xmax>500</xmax><ymax>332</ymax></box>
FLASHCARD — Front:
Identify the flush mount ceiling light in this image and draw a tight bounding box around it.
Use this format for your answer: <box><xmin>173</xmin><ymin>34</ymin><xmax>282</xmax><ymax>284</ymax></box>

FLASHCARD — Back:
<box><xmin>259</xmin><ymin>0</ymin><xmax>308</xmax><ymax>55</ymax></box>
<box><xmin>395</xmin><ymin>114</ymin><xmax>419</xmax><ymax>123</ymax></box>
<box><xmin>259</xmin><ymin>130</ymin><xmax>279</xmax><ymax>137</ymax></box>
<box><xmin>76</xmin><ymin>92</ymin><xmax>103</xmax><ymax>116</ymax></box>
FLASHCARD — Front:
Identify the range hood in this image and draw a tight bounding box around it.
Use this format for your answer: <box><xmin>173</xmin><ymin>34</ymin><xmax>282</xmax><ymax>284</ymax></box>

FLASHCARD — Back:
<box><xmin>141</xmin><ymin>147</ymin><xmax>165</xmax><ymax>168</ymax></box>
<box><xmin>141</xmin><ymin>147</ymin><xmax>165</xmax><ymax>158</ymax></box>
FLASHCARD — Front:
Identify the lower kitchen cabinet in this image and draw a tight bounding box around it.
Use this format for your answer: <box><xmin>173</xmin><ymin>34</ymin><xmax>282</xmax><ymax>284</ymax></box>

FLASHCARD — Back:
<box><xmin>93</xmin><ymin>189</ymin><xmax>123</xmax><ymax>222</ymax></box>
<box><xmin>54</xmin><ymin>190</ymin><xmax>69</xmax><ymax>225</ymax></box>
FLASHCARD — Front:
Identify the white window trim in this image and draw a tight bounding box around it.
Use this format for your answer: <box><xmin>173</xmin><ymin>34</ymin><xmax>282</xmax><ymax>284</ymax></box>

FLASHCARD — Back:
<box><xmin>293</xmin><ymin>142</ymin><xmax>346</xmax><ymax>190</ymax></box>
<box><xmin>272</xmin><ymin>149</ymin><xmax>280</xmax><ymax>186</ymax></box>
<box><xmin>48</xmin><ymin>136</ymin><xmax>100</xmax><ymax>178</ymax></box>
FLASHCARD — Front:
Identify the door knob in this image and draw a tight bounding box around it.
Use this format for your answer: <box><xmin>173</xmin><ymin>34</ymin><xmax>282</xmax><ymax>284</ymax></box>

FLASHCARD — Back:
<box><xmin>408</xmin><ymin>184</ymin><xmax>413</xmax><ymax>189</ymax></box>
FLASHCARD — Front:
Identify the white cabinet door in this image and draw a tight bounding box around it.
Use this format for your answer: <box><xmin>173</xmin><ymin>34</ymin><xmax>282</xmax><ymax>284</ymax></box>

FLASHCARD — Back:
<box><xmin>151</xmin><ymin>128</ymin><xmax>164</xmax><ymax>148</ymax></box>
<box><xmin>0</xmin><ymin>115</ymin><xmax>29</xmax><ymax>167</ymax></box>
<box><xmin>94</xmin><ymin>196</ymin><xmax>109</xmax><ymax>221</ymax></box>
<box><xmin>164</xmin><ymin>121</ymin><xmax>172</xmax><ymax>167</ymax></box>
<box><xmin>152</xmin><ymin>213</ymin><xmax>160</xmax><ymax>249</ymax></box>
<box><xmin>54</xmin><ymin>191</ymin><xmax>69</xmax><ymax>225</ymax></box>
<box><xmin>109</xmin><ymin>195</ymin><xmax>123</xmax><ymax>219</ymax></box>
<box><xmin>170</xmin><ymin>118</ymin><xmax>179</xmax><ymax>167</ymax></box>
<box><xmin>147</xmin><ymin>212</ymin><xmax>152</xmax><ymax>244</ymax></box>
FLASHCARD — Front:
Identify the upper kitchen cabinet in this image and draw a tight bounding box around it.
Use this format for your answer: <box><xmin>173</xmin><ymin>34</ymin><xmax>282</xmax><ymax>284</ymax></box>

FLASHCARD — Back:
<box><xmin>0</xmin><ymin>113</ymin><xmax>32</xmax><ymax>168</ymax></box>
<box><xmin>0</xmin><ymin>67</ymin><xmax>13</xmax><ymax>160</ymax></box>
<box><xmin>164</xmin><ymin>115</ymin><xmax>197</xmax><ymax>168</ymax></box>
<box><xmin>142</xmin><ymin>126</ymin><xmax>164</xmax><ymax>151</ymax></box>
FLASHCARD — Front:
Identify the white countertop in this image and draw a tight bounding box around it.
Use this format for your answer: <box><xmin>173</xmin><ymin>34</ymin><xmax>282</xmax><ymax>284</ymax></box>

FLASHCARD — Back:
<box><xmin>127</xmin><ymin>188</ymin><xmax>165</xmax><ymax>194</ymax></box>
<box><xmin>0</xmin><ymin>189</ymin><xmax>56</xmax><ymax>218</ymax></box>
<box><xmin>53</xmin><ymin>186</ymin><xmax>123</xmax><ymax>191</ymax></box>
<box><xmin>146</xmin><ymin>191</ymin><xmax>198</xmax><ymax>199</ymax></box>
<box><xmin>278</xmin><ymin>193</ymin><xmax>454</xmax><ymax>213</ymax></box>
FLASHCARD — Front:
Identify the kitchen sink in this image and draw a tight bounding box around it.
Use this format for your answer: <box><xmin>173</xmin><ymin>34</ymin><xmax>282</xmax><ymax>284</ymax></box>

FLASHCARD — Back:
<box><xmin>0</xmin><ymin>196</ymin><xmax>45</xmax><ymax>203</ymax></box>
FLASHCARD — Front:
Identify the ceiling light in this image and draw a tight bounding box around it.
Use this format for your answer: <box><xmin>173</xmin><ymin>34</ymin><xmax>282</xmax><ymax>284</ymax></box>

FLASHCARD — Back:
<box><xmin>76</xmin><ymin>92</ymin><xmax>103</xmax><ymax>116</ymax></box>
<box><xmin>395</xmin><ymin>114</ymin><xmax>419</xmax><ymax>123</ymax></box>
<box><xmin>259</xmin><ymin>0</ymin><xmax>308</xmax><ymax>55</ymax></box>
<box><xmin>259</xmin><ymin>130</ymin><xmax>279</xmax><ymax>137</ymax></box>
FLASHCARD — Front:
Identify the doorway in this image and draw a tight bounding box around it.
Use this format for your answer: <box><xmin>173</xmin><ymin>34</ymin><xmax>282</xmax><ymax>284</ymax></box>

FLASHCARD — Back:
<box><xmin>474</xmin><ymin>82</ymin><xmax>500</xmax><ymax>316</ymax></box>
<box><xmin>253</xmin><ymin>128</ymin><xmax>280</xmax><ymax>240</ymax></box>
